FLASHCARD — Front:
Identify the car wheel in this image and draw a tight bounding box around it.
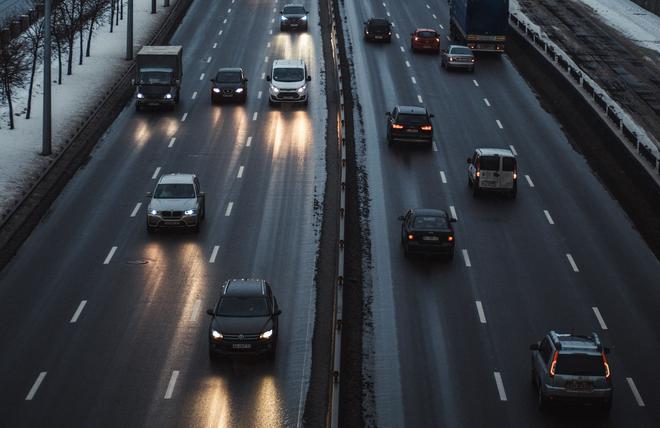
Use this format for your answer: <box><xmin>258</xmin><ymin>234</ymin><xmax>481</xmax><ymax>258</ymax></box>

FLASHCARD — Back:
<box><xmin>447</xmin><ymin>248</ymin><xmax>454</xmax><ymax>260</ymax></box>
<box><xmin>386</xmin><ymin>37</ymin><xmax>392</xmax><ymax>43</ymax></box>
<box><xmin>467</xmin><ymin>175</ymin><xmax>473</xmax><ymax>187</ymax></box>
<box><xmin>192</xmin><ymin>222</ymin><xmax>200</xmax><ymax>233</ymax></box>
<box><xmin>266</xmin><ymin>344</ymin><xmax>277</xmax><ymax>361</ymax></box>
<box><xmin>387</xmin><ymin>134</ymin><xmax>393</xmax><ymax>147</ymax></box>
<box><xmin>410</xmin><ymin>43</ymin><xmax>414</xmax><ymax>51</ymax></box>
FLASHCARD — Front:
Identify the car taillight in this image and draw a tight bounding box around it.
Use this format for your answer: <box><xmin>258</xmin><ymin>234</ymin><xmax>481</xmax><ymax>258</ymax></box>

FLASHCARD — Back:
<box><xmin>447</xmin><ymin>235</ymin><xmax>454</xmax><ymax>242</ymax></box>
<box><xmin>414</xmin><ymin>36</ymin><xmax>419</xmax><ymax>41</ymax></box>
<box><xmin>549</xmin><ymin>351</ymin><xmax>558</xmax><ymax>377</ymax></box>
<box><xmin>420</xmin><ymin>125</ymin><xmax>432</xmax><ymax>131</ymax></box>
<box><xmin>392</xmin><ymin>124</ymin><xmax>404</xmax><ymax>129</ymax></box>
<box><xmin>436</xmin><ymin>38</ymin><xmax>440</xmax><ymax>42</ymax></box>
<box><xmin>407</xmin><ymin>234</ymin><xmax>414</xmax><ymax>241</ymax></box>
<box><xmin>513</xmin><ymin>172</ymin><xmax>517</xmax><ymax>180</ymax></box>
<box><xmin>602</xmin><ymin>352</ymin><xmax>611</xmax><ymax>379</ymax></box>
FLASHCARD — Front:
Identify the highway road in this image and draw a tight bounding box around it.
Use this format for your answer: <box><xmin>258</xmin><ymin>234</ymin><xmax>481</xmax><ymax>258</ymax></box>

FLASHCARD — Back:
<box><xmin>0</xmin><ymin>0</ymin><xmax>325</xmax><ymax>426</ymax></box>
<box><xmin>342</xmin><ymin>0</ymin><xmax>660</xmax><ymax>427</ymax></box>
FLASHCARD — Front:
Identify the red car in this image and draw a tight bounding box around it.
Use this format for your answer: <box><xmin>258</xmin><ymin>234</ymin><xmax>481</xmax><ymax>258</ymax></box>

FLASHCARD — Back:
<box><xmin>410</xmin><ymin>28</ymin><xmax>441</xmax><ymax>53</ymax></box>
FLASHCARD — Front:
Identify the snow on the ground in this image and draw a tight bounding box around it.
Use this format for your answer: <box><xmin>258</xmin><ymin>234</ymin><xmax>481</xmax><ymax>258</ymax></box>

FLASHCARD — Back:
<box><xmin>575</xmin><ymin>0</ymin><xmax>660</xmax><ymax>54</ymax></box>
<box><xmin>0</xmin><ymin>1</ymin><xmax>177</xmax><ymax>217</ymax></box>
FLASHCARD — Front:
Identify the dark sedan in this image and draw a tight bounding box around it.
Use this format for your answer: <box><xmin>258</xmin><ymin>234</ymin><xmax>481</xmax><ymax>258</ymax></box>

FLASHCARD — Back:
<box><xmin>399</xmin><ymin>208</ymin><xmax>456</xmax><ymax>258</ymax></box>
<box><xmin>207</xmin><ymin>279</ymin><xmax>281</xmax><ymax>360</ymax></box>
<box><xmin>280</xmin><ymin>4</ymin><xmax>309</xmax><ymax>31</ymax></box>
<box><xmin>364</xmin><ymin>18</ymin><xmax>392</xmax><ymax>42</ymax></box>
<box><xmin>211</xmin><ymin>67</ymin><xmax>248</xmax><ymax>104</ymax></box>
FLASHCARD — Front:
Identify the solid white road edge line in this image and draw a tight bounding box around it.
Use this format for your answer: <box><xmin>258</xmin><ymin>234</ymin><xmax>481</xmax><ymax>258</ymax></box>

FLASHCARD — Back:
<box><xmin>462</xmin><ymin>249</ymin><xmax>471</xmax><ymax>267</ymax></box>
<box><xmin>475</xmin><ymin>301</ymin><xmax>486</xmax><ymax>323</ymax></box>
<box><xmin>626</xmin><ymin>378</ymin><xmax>645</xmax><ymax>407</ymax></box>
<box><xmin>566</xmin><ymin>253</ymin><xmax>579</xmax><ymax>272</ymax></box>
<box><xmin>70</xmin><ymin>300</ymin><xmax>88</xmax><ymax>323</ymax></box>
<box><xmin>25</xmin><ymin>372</ymin><xmax>47</xmax><ymax>401</ymax></box>
<box><xmin>164</xmin><ymin>370</ymin><xmax>179</xmax><ymax>399</ymax></box>
<box><xmin>130</xmin><ymin>202</ymin><xmax>142</xmax><ymax>217</ymax></box>
<box><xmin>225</xmin><ymin>202</ymin><xmax>234</xmax><ymax>216</ymax></box>
<box><xmin>592</xmin><ymin>307</ymin><xmax>608</xmax><ymax>330</ymax></box>
<box><xmin>209</xmin><ymin>245</ymin><xmax>220</xmax><ymax>263</ymax></box>
<box><xmin>103</xmin><ymin>246</ymin><xmax>118</xmax><ymax>265</ymax></box>
<box><xmin>494</xmin><ymin>372</ymin><xmax>508</xmax><ymax>401</ymax></box>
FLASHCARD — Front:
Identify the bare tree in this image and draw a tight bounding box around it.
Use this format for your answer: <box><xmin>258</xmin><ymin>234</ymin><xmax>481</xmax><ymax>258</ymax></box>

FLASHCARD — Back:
<box><xmin>52</xmin><ymin>1</ymin><xmax>70</xmax><ymax>84</ymax></box>
<box><xmin>109</xmin><ymin>0</ymin><xmax>114</xmax><ymax>33</ymax></box>
<box><xmin>0</xmin><ymin>37</ymin><xmax>30</xmax><ymax>129</ymax></box>
<box><xmin>79</xmin><ymin>0</ymin><xmax>87</xmax><ymax>65</ymax></box>
<box><xmin>57</xmin><ymin>0</ymin><xmax>80</xmax><ymax>76</ymax></box>
<box><xmin>23</xmin><ymin>17</ymin><xmax>45</xmax><ymax>119</ymax></box>
<box><xmin>85</xmin><ymin>0</ymin><xmax>110</xmax><ymax>57</ymax></box>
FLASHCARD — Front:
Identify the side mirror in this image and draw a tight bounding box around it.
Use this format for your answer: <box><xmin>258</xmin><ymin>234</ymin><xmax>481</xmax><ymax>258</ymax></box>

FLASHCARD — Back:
<box><xmin>398</xmin><ymin>215</ymin><xmax>405</xmax><ymax>221</ymax></box>
<box><xmin>429</xmin><ymin>114</ymin><xmax>435</xmax><ymax>118</ymax></box>
<box><xmin>280</xmin><ymin>10</ymin><xmax>283</xmax><ymax>14</ymax></box>
<box><xmin>306</xmin><ymin>75</ymin><xmax>311</xmax><ymax>81</ymax></box>
<box><xmin>466</xmin><ymin>158</ymin><xmax>472</xmax><ymax>164</ymax></box>
<box><xmin>529</xmin><ymin>343</ymin><xmax>539</xmax><ymax>351</ymax></box>
<box><xmin>275</xmin><ymin>309</ymin><xmax>282</xmax><ymax>316</ymax></box>
<box><xmin>266</xmin><ymin>75</ymin><xmax>272</xmax><ymax>81</ymax></box>
<box><xmin>206</xmin><ymin>309</ymin><xmax>214</xmax><ymax>316</ymax></box>
<box><xmin>306</xmin><ymin>11</ymin><xmax>309</xmax><ymax>14</ymax></box>
<box><xmin>145</xmin><ymin>191</ymin><xmax>152</xmax><ymax>198</ymax></box>
<box><xmin>198</xmin><ymin>191</ymin><xmax>205</xmax><ymax>198</ymax></box>
<box><xmin>131</xmin><ymin>78</ymin><xmax>135</xmax><ymax>86</ymax></box>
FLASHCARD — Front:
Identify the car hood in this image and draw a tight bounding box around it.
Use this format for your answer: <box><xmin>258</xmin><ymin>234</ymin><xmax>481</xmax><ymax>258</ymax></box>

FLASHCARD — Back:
<box><xmin>212</xmin><ymin>316</ymin><xmax>272</xmax><ymax>335</ymax></box>
<box><xmin>137</xmin><ymin>85</ymin><xmax>174</xmax><ymax>96</ymax></box>
<box><xmin>284</xmin><ymin>13</ymin><xmax>306</xmax><ymax>19</ymax></box>
<box><xmin>214</xmin><ymin>82</ymin><xmax>243</xmax><ymax>90</ymax></box>
<box><xmin>149</xmin><ymin>198</ymin><xmax>196</xmax><ymax>211</ymax></box>
<box><xmin>271</xmin><ymin>80</ymin><xmax>305</xmax><ymax>90</ymax></box>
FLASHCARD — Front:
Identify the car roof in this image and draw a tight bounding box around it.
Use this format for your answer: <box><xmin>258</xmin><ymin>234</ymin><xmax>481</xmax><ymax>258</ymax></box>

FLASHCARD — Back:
<box><xmin>368</xmin><ymin>18</ymin><xmax>390</xmax><ymax>25</ymax></box>
<box><xmin>223</xmin><ymin>279</ymin><xmax>267</xmax><ymax>297</ymax></box>
<box><xmin>396</xmin><ymin>105</ymin><xmax>428</xmax><ymax>115</ymax></box>
<box><xmin>412</xmin><ymin>208</ymin><xmax>448</xmax><ymax>217</ymax></box>
<box><xmin>448</xmin><ymin>44</ymin><xmax>472</xmax><ymax>51</ymax></box>
<box><xmin>550</xmin><ymin>332</ymin><xmax>602</xmax><ymax>354</ymax></box>
<box><xmin>415</xmin><ymin>28</ymin><xmax>437</xmax><ymax>33</ymax></box>
<box><xmin>476</xmin><ymin>148</ymin><xmax>516</xmax><ymax>157</ymax></box>
<box><xmin>283</xmin><ymin>3</ymin><xmax>305</xmax><ymax>8</ymax></box>
<box><xmin>158</xmin><ymin>173</ymin><xmax>195</xmax><ymax>184</ymax></box>
<box><xmin>217</xmin><ymin>67</ymin><xmax>243</xmax><ymax>73</ymax></box>
<box><xmin>273</xmin><ymin>59</ymin><xmax>305</xmax><ymax>68</ymax></box>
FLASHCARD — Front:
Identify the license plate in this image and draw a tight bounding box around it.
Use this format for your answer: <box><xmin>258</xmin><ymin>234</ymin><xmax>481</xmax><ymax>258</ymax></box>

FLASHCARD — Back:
<box><xmin>480</xmin><ymin>181</ymin><xmax>496</xmax><ymax>187</ymax></box>
<box><xmin>375</xmin><ymin>36</ymin><xmax>382</xmax><ymax>39</ymax></box>
<box><xmin>164</xmin><ymin>220</ymin><xmax>179</xmax><ymax>224</ymax></box>
<box><xmin>406</xmin><ymin>129</ymin><xmax>418</xmax><ymax>133</ymax></box>
<box><xmin>222</xmin><ymin>93</ymin><xmax>233</xmax><ymax>97</ymax></box>
<box><xmin>232</xmin><ymin>343</ymin><xmax>252</xmax><ymax>349</ymax></box>
<box><xmin>422</xmin><ymin>236</ymin><xmax>439</xmax><ymax>241</ymax></box>
<box><xmin>291</xmin><ymin>24</ymin><xmax>298</xmax><ymax>27</ymax></box>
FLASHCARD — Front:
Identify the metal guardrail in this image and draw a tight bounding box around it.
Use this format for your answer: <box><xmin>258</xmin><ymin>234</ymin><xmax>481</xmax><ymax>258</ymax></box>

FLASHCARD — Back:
<box><xmin>630</xmin><ymin>0</ymin><xmax>660</xmax><ymax>15</ymax></box>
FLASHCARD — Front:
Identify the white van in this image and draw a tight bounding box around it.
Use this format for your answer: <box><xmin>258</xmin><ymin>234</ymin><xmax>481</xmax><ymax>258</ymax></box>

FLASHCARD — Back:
<box><xmin>266</xmin><ymin>59</ymin><xmax>311</xmax><ymax>106</ymax></box>
<box><xmin>467</xmin><ymin>148</ymin><xmax>518</xmax><ymax>198</ymax></box>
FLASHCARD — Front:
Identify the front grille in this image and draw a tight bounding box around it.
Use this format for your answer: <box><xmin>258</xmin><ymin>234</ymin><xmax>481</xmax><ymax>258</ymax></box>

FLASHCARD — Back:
<box><xmin>222</xmin><ymin>89</ymin><xmax>233</xmax><ymax>94</ymax></box>
<box><xmin>223</xmin><ymin>333</ymin><xmax>260</xmax><ymax>340</ymax></box>
<box><xmin>162</xmin><ymin>210</ymin><xmax>183</xmax><ymax>218</ymax></box>
<box><xmin>277</xmin><ymin>91</ymin><xmax>301</xmax><ymax>100</ymax></box>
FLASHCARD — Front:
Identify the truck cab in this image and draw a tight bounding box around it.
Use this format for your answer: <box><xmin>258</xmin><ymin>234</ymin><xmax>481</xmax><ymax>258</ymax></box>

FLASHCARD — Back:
<box><xmin>134</xmin><ymin>46</ymin><xmax>183</xmax><ymax>111</ymax></box>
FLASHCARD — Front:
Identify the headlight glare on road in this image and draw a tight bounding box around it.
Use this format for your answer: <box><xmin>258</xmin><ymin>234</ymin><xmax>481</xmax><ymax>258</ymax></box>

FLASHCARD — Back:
<box><xmin>297</xmin><ymin>85</ymin><xmax>306</xmax><ymax>94</ymax></box>
<box><xmin>212</xmin><ymin>87</ymin><xmax>221</xmax><ymax>93</ymax></box>
<box><xmin>260</xmin><ymin>329</ymin><xmax>273</xmax><ymax>339</ymax></box>
<box><xmin>137</xmin><ymin>93</ymin><xmax>144</xmax><ymax>99</ymax></box>
<box><xmin>212</xmin><ymin>330</ymin><xmax>223</xmax><ymax>340</ymax></box>
<box><xmin>235</xmin><ymin>87</ymin><xmax>244</xmax><ymax>93</ymax></box>
<box><xmin>184</xmin><ymin>209</ymin><xmax>196</xmax><ymax>216</ymax></box>
<box><xmin>164</xmin><ymin>93</ymin><xmax>172</xmax><ymax>99</ymax></box>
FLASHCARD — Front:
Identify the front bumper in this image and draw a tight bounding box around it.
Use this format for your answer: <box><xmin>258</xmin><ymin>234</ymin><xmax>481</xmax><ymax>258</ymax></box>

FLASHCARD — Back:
<box><xmin>209</xmin><ymin>338</ymin><xmax>275</xmax><ymax>356</ymax></box>
<box><xmin>137</xmin><ymin>98</ymin><xmax>176</xmax><ymax>107</ymax></box>
<box><xmin>147</xmin><ymin>213</ymin><xmax>199</xmax><ymax>229</ymax></box>
<box><xmin>269</xmin><ymin>91</ymin><xmax>308</xmax><ymax>103</ymax></box>
<box><xmin>281</xmin><ymin>20</ymin><xmax>308</xmax><ymax>30</ymax></box>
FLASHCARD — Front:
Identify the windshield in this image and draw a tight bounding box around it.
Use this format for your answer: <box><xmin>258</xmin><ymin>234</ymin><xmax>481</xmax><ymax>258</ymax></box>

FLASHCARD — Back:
<box><xmin>273</xmin><ymin>67</ymin><xmax>304</xmax><ymax>82</ymax></box>
<box><xmin>283</xmin><ymin>6</ymin><xmax>305</xmax><ymax>14</ymax></box>
<box><xmin>138</xmin><ymin>70</ymin><xmax>172</xmax><ymax>85</ymax></box>
<box><xmin>418</xmin><ymin>31</ymin><xmax>438</xmax><ymax>38</ymax></box>
<box><xmin>216</xmin><ymin>71</ymin><xmax>242</xmax><ymax>83</ymax></box>
<box><xmin>413</xmin><ymin>215</ymin><xmax>447</xmax><ymax>230</ymax></box>
<box><xmin>217</xmin><ymin>297</ymin><xmax>270</xmax><ymax>317</ymax></box>
<box><xmin>479</xmin><ymin>156</ymin><xmax>500</xmax><ymax>171</ymax></box>
<box><xmin>153</xmin><ymin>183</ymin><xmax>195</xmax><ymax>199</ymax></box>
<box><xmin>556</xmin><ymin>354</ymin><xmax>606</xmax><ymax>376</ymax></box>
<box><xmin>502</xmin><ymin>157</ymin><xmax>516</xmax><ymax>171</ymax></box>
<box><xmin>369</xmin><ymin>20</ymin><xmax>389</xmax><ymax>30</ymax></box>
<box><xmin>450</xmin><ymin>47</ymin><xmax>472</xmax><ymax>55</ymax></box>
<box><xmin>397</xmin><ymin>113</ymin><xmax>428</xmax><ymax>126</ymax></box>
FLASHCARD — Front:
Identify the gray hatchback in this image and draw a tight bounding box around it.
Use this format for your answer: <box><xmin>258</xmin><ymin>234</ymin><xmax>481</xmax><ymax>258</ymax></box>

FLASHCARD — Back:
<box><xmin>530</xmin><ymin>331</ymin><xmax>613</xmax><ymax>411</ymax></box>
<box><xmin>146</xmin><ymin>173</ymin><xmax>205</xmax><ymax>233</ymax></box>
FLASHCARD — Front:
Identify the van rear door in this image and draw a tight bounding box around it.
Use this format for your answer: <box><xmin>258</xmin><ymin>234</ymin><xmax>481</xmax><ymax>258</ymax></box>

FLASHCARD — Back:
<box><xmin>478</xmin><ymin>155</ymin><xmax>500</xmax><ymax>189</ymax></box>
<box><xmin>499</xmin><ymin>156</ymin><xmax>516</xmax><ymax>189</ymax></box>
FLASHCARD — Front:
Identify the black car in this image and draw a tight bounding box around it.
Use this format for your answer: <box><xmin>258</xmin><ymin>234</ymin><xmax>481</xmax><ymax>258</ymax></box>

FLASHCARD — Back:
<box><xmin>386</xmin><ymin>105</ymin><xmax>434</xmax><ymax>147</ymax></box>
<box><xmin>211</xmin><ymin>67</ymin><xmax>248</xmax><ymax>104</ymax></box>
<box><xmin>280</xmin><ymin>4</ymin><xmax>309</xmax><ymax>31</ymax></box>
<box><xmin>364</xmin><ymin>18</ymin><xmax>392</xmax><ymax>42</ymax></box>
<box><xmin>207</xmin><ymin>279</ymin><xmax>281</xmax><ymax>359</ymax></box>
<box><xmin>399</xmin><ymin>208</ymin><xmax>456</xmax><ymax>258</ymax></box>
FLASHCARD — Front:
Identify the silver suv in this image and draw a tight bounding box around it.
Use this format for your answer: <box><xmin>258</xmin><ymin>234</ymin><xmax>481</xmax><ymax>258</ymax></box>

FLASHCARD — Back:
<box><xmin>530</xmin><ymin>331</ymin><xmax>613</xmax><ymax>411</ymax></box>
<box><xmin>146</xmin><ymin>173</ymin><xmax>205</xmax><ymax>233</ymax></box>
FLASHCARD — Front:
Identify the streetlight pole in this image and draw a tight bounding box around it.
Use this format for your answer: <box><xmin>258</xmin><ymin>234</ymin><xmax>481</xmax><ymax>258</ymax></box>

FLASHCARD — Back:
<box><xmin>126</xmin><ymin>0</ymin><xmax>133</xmax><ymax>60</ymax></box>
<box><xmin>42</xmin><ymin>0</ymin><xmax>51</xmax><ymax>156</ymax></box>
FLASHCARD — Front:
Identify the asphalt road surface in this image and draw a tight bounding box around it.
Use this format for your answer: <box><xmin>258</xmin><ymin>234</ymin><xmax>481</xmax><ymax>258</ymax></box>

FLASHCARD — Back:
<box><xmin>0</xmin><ymin>0</ymin><xmax>326</xmax><ymax>426</ymax></box>
<box><xmin>342</xmin><ymin>0</ymin><xmax>660</xmax><ymax>427</ymax></box>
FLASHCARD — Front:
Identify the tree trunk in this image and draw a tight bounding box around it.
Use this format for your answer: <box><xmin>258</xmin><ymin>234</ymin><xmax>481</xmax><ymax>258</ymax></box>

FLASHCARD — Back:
<box><xmin>120</xmin><ymin>0</ymin><xmax>123</xmax><ymax>20</ymax></box>
<box><xmin>110</xmin><ymin>1</ymin><xmax>114</xmax><ymax>33</ymax></box>
<box><xmin>115</xmin><ymin>0</ymin><xmax>119</xmax><ymax>25</ymax></box>
<box><xmin>57</xmin><ymin>41</ymin><xmax>63</xmax><ymax>84</ymax></box>
<box><xmin>26</xmin><ymin>52</ymin><xmax>38</xmax><ymax>119</ymax></box>
<box><xmin>79</xmin><ymin>28</ymin><xmax>84</xmax><ymax>65</ymax></box>
<box><xmin>6</xmin><ymin>82</ymin><xmax>14</xmax><ymax>129</ymax></box>
<box><xmin>67</xmin><ymin>35</ymin><xmax>74</xmax><ymax>75</ymax></box>
<box><xmin>86</xmin><ymin>18</ymin><xmax>95</xmax><ymax>57</ymax></box>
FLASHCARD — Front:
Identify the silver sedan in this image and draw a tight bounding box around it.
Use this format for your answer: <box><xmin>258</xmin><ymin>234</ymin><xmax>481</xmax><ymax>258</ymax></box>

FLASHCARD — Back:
<box><xmin>441</xmin><ymin>45</ymin><xmax>476</xmax><ymax>72</ymax></box>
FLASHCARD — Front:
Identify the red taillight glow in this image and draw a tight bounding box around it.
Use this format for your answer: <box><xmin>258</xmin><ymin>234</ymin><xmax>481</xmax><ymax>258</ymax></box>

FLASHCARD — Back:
<box><xmin>549</xmin><ymin>351</ymin><xmax>558</xmax><ymax>377</ymax></box>
<box><xmin>420</xmin><ymin>125</ymin><xmax>432</xmax><ymax>131</ymax></box>
<box><xmin>414</xmin><ymin>36</ymin><xmax>419</xmax><ymax>41</ymax></box>
<box><xmin>392</xmin><ymin>124</ymin><xmax>404</xmax><ymax>129</ymax></box>
<box><xmin>407</xmin><ymin>234</ymin><xmax>414</xmax><ymax>241</ymax></box>
<box><xmin>448</xmin><ymin>235</ymin><xmax>454</xmax><ymax>242</ymax></box>
<box><xmin>436</xmin><ymin>38</ymin><xmax>440</xmax><ymax>42</ymax></box>
<box><xmin>602</xmin><ymin>353</ymin><xmax>611</xmax><ymax>379</ymax></box>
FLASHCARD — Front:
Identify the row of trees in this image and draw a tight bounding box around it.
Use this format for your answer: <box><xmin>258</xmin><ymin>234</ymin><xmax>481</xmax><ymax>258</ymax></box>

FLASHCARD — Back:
<box><xmin>0</xmin><ymin>0</ymin><xmax>127</xmax><ymax>129</ymax></box>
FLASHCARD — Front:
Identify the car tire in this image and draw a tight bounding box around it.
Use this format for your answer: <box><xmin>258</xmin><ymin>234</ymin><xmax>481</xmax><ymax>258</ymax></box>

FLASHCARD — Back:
<box><xmin>387</xmin><ymin>135</ymin><xmax>393</xmax><ymax>147</ymax></box>
<box><xmin>386</xmin><ymin>37</ymin><xmax>392</xmax><ymax>43</ymax></box>
<box><xmin>467</xmin><ymin>175</ymin><xmax>472</xmax><ymax>187</ymax></box>
<box><xmin>266</xmin><ymin>344</ymin><xmax>277</xmax><ymax>361</ymax></box>
<box><xmin>410</xmin><ymin>42</ymin><xmax>414</xmax><ymax>51</ymax></box>
<box><xmin>447</xmin><ymin>248</ymin><xmax>454</xmax><ymax>260</ymax></box>
<box><xmin>192</xmin><ymin>222</ymin><xmax>200</xmax><ymax>233</ymax></box>
<box><xmin>269</xmin><ymin>99</ymin><xmax>278</xmax><ymax>107</ymax></box>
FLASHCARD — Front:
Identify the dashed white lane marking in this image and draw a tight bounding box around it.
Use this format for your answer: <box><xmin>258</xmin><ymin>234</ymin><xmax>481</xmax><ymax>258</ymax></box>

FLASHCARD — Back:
<box><xmin>391</xmin><ymin>22</ymin><xmax>396</xmax><ymax>28</ymax></box>
<box><xmin>626</xmin><ymin>378</ymin><xmax>645</xmax><ymax>407</ymax></box>
<box><xmin>190</xmin><ymin>299</ymin><xmax>202</xmax><ymax>322</ymax></box>
<box><xmin>264</xmin><ymin>55</ymin><xmax>269</xmax><ymax>63</ymax></box>
<box><xmin>258</xmin><ymin>90</ymin><xmax>262</xmax><ymax>99</ymax></box>
<box><xmin>227</xmin><ymin>8</ymin><xmax>231</xmax><ymax>13</ymax></box>
<box><xmin>592</xmin><ymin>307</ymin><xmax>608</xmax><ymax>330</ymax></box>
<box><xmin>446</xmin><ymin>35</ymin><xmax>451</xmax><ymax>41</ymax></box>
<box><xmin>508</xmin><ymin>144</ymin><xmax>517</xmax><ymax>156</ymax></box>
<box><xmin>269</xmin><ymin>29</ymin><xmax>273</xmax><ymax>35</ymax></box>
<box><xmin>223</xmin><ymin>18</ymin><xmax>228</xmax><ymax>24</ymax></box>
<box><xmin>168</xmin><ymin>137</ymin><xmax>176</xmax><ymax>148</ymax></box>
<box><xmin>417</xmin><ymin>95</ymin><xmax>423</xmax><ymax>103</ymax></box>
<box><xmin>432</xmin><ymin>141</ymin><xmax>438</xmax><ymax>152</ymax></box>
<box><xmin>462</xmin><ymin>249</ymin><xmax>471</xmax><ymax>267</ymax></box>
<box><xmin>164</xmin><ymin>371</ymin><xmax>179</xmax><ymax>399</ymax></box>
<box><xmin>237</xmin><ymin>166</ymin><xmax>244</xmax><ymax>178</ymax></box>
<box><xmin>483</xmin><ymin>98</ymin><xmax>491</xmax><ymax>107</ymax></box>
<box><xmin>261</xmin><ymin>72</ymin><xmax>266</xmax><ymax>80</ymax></box>
<box><xmin>475</xmin><ymin>301</ymin><xmax>486</xmax><ymax>323</ymax></box>
<box><xmin>433</xmin><ymin>13</ymin><xmax>437</xmax><ymax>19</ymax></box>
<box><xmin>152</xmin><ymin>167</ymin><xmax>161</xmax><ymax>179</ymax></box>
<box><xmin>525</xmin><ymin>175</ymin><xmax>535</xmax><ymax>187</ymax></box>
<box><xmin>213</xmin><ymin>42</ymin><xmax>217</xmax><ymax>48</ymax></box>
<box><xmin>192</xmin><ymin>91</ymin><xmax>197</xmax><ymax>100</ymax></box>
<box><xmin>395</xmin><ymin>33</ymin><xmax>400</xmax><ymax>39</ymax></box>
<box><xmin>496</xmin><ymin>119</ymin><xmax>503</xmax><ymax>129</ymax></box>
<box><xmin>439</xmin><ymin>170</ymin><xmax>447</xmax><ymax>183</ymax></box>
<box><xmin>246</xmin><ymin>136</ymin><xmax>253</xmax><ymax>147</ymax></box>
<box><xmin>426</xmin><ymin>4</ymin><xmax>430</xmax><ymax>8</ymax></box>
<box><xmin>130</xmin><ymin>202</ymin><xmax>142</xmax><ymax>217</ymax></box>
<box><xmin>103</xmin><ymin>246</ymin><xmax>118</xmax><ymax>265</ymax></box>
<box><xmin>218</xmin><ymin>30</ymin><xmax>223</xmax><ymax>36</ymax></box>
<box><xmin>411</xmin><ymin>76</ymin><xmax>416</xmax><ymax>84</ymax></box>
<box><xmin>400</xmin><ymin>46</ymin><xmax>405</xmax><ymax>52</ymax></box>
<box><xmin>25</xmin><ymin>372</ymin><xmax>47</xmax><ymax>401</ymax></box>
<box><xmin>209</xmin><ymin>245</ymin><xmax>220</xmax><ymax>263</ymax></box>
<box><xmin>273</xmin><ymin>7</ymin><xmax>276</xmax><ymax>12</ymax></box>
<box><xmin>271</xmin><ymin>17</ymin><xmax>274</xmax><ymax>23</ymax></box>
<box><xmin>225</xmin><ymin>202</ymin><xmax>234</xmax><ymax>217</ymax></box>
<box><xmin>200</xmin><ymin>73</ymin><xmax>205</xmax><ymax>80</ymax></box>
<box><xmin>566</xmin><ymin>254</ymin><xmax>580</xmax><ymax>272</ymax></box>
<box><xmin>543</xmin><ymin>210</ymin><xmax>555</xmax><ymax>225</ymax></box>
<box><xmin>449</xmin><ymin>205</ymin><xmax>457</xmax><ymax>220</ymax></box>
<box><xmin>206</xmin><ymin>56</ymin><xmax>212</xmax><ymax>63</ymax></box>
<box><xmin>494</xmin><ymin>372</ymin><xmax>508</xmax><ymax>401</ymax></box>
<box><xmin>386</xmin><ymin>11</ymin><xmax>391</xmax><ymax>17</ymax></box>
<box><xmin>181</xmin><ymin>112</ymin><xmax>188</xmax><ymax>122</ymax></box>
<box><xmin>473</xmin><ymin>79</ymin><xmax>479</xmax><ymax>87</ymax></box>
<box><xmin>405</xmin><ymin>60</ymin><xmax>411</xmax><ymax>68</ymax></box>
<box><xmin>382</xmin><ymin>1</ymin><xmax>386</xmax><ymax>6</ymax></box>
<box><xmin>267</xmin><ymin>41</ymin><xmax>271</xmax><ymax>48</ymax></box>
<box><xmin>439</xmin><ymin>23</ymin><xmax>444</xmax><ymax>29</ymax></box>
<box><xmin>252</xmin><ymin>112</ymin><xmax>258</xmax><ymax>121</ymax></box>
<box><xmin>70</xmin><ymin>300</ymin><xmax>87</xmax><ymax>323</ymax></box>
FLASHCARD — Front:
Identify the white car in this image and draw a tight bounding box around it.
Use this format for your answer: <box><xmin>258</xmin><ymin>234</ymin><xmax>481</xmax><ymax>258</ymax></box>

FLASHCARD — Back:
<box><xmin>266</xmin><ymin>59</ymin><xmax>311</xmax><ymax>106</ymax></box>
<box><xmin>467</xmin><ymin>148</ymin><xmax>518</xmax><ymax>198</ymax></box>
<box><xmin>146</xmin><ymin>173</ymin><xmax>205</xmax><ymax>233</ymax></box>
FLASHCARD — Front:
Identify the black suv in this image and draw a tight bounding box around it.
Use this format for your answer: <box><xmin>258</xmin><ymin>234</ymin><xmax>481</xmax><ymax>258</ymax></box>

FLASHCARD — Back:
<box><xmin>530</xmin><ymin>331</ymin><xmax>613</xmax><ymax>410</ymax></box>
<box><xmin>207</xmin><ymin>279</ymin><xmax>281</xmax><ymax>360</ymax></box>
<box><xmin>386</xmin><ymin>105</ymin><xmax>434</xmax><ymax>147</ymax></box>
<box><xmin>280</xmin><ymin>4</ymin><xmax>309</xmax><ymax>31</ymax></box>
<box><xmin>210</xmin><ymin>67</ymin><xmax>248</xmax><ymax>104</ymax></box>
<box><xmin>363</xmin><ymin>18</ymin><xmax>392</xmax><ymax>42</ymax></box>
<box><xmin>399</xmin><ymin>208</ymin><xmax>456</xmax><ymax>258</ymax></box>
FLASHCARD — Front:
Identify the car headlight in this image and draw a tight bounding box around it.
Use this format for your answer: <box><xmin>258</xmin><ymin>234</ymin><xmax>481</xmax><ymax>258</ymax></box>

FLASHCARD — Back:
<box><xmin>281</xmin><ymin>16</ymin><xmax>288</xmax><ymax>21</ymax></box>
<box><xmin>297</xmin><ymin>85</ymin><xmax>307</xmax><ymax>94</ymax></box>
<box><xmin>137</xmin><ymin>93</ymin><xmax>144</xmax><ymax>99</ymax></box>
<box><xmin>184</xmin><ymin>209</ymin><xmax>197</xmax><ymax>216</ymax></box>
<box><xmin>301</xmin><ymin>15</ymin><xmax>307</xmax><ymax>20</ymax></box>
<box><xmin>212</xmin><ymin>330</ymin><xmax>223</xmax><ymax>340</ymax></box>
<box><xmin>270</xmin><ymin>85</ymin><xmax>280</xmax><ymax>94</ymax></box>
<box><xmin>164</xmin><ymin>93</ymin><xmax>172</xmax><ymax>99</ymax></box>
<box><xmin>212</xmin><ymin>87</ymin><xmax>220</xmax><ymax>93</ymax></box>
<box><xmin>260</xmin><ymin>329</ymin><xmax>273</xmax><ymax>339</ymax></box>
<box><xmin>235</xmin><ymin>87</ymin><xmax>244</xmax><ymax>93</ymax></box>
<box><xmin>149</xmin><ymin>209</ymin><xmax>158</xmax><ymax>215</ymax></box>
